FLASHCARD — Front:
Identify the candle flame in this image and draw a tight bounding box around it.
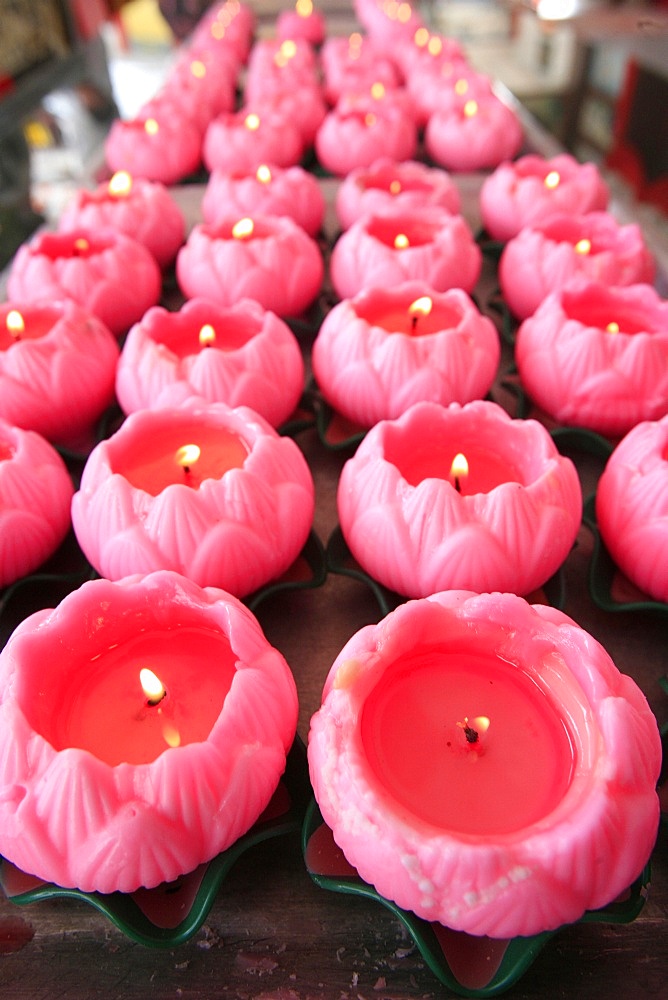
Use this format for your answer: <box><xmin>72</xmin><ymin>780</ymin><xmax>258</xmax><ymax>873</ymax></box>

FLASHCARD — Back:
<box><xmin>74</xmin><ymin>237</ymin><xmax>90</xmax><ymax>253</ymax></box>
<box><xmin>450</xmin><ymin>452</ymin><xmax>468</xmax><ymax>492</ymax></box>
<box><xmin>140</xmin><ymin>668</ymin><xmax>166</xmax><ymax>705</ymax></box>
<box><xmin>211</xmin><ymin>21</ymin><xmax>225</xmax><ymax>38</ymax></box>
<box><xmin>463</xmin><ymin>99</ymin><xmax>478</xmax><ymax>118</ymax></box>
<box><xmin>296</xmin><ymin>0</ymin><xmax>313</xmax><ymax>15</ymax></box>
<box><xmin>364</xmin><ymin>112</ymin><xmax>377</xmax><ymax>127</ymax></box>
<box><xmin>414</xmin><ymin>26</ymin><xmax>429</xmax><ymax>47</ymax></box>
<box><xmin>190</xmin><ymin>59</ymin><xmax>206</xmax><ymax>78</ymax></box>
<box><xmin>457</xmin><ymin>715</ymin><xmax>489</xmax><ymax>744</ymax></box>
<box><xmin>606</xmin><ymin>321</ymin><xmax>620</xmax><ymax>334</ymax></box>
<box><xmin>199</xmin><ymin>324</ymin><xmax>216</xmax><ymax>347</ymax></box>
<box><xmin>162</xmin><ymin>722</ymin><xmax>181</xmax><ymax>748</ymax></box>
<box><xmin>348</xmin><ymin>32</ymin><xmax>362</xmax><ymax>58</ymax></box>
<box><xmin>574</xmin><ymin>238</ymin><xmax>591</xmax><ymax>255</ymax></box>
<box><xmin>108</xmin><ymin>170</ymin><xmax>132</xmax><ymax>197</ymax></box>
<box><xmin>144</xmin><ymin>117</ymin><xmax>159</xmax><ymax>135</ymax></box>
<box><xmin>408</xmin><ymin>296</ymin><xmax>433</xmax><ymax>318</ymax></box>
<box><xmin>256</xmin><ymin>164</ymin><xmax>272</xmax><ymax>184</ymax></box>
<box><xmin>244</xmin><ymin>112</ymin><xmax>261</xmax><ymax>131</ymax></box>
<box><xmin>280</xmin><ymin>39</ymin><xmax>297</xmax><ymax>59</ymax></box>
<box><xmin>454</xmin><ymin>78</ymin><xmax>469</xmax><ymax>95</ymax></box>
<box><xmin>175</xmin><ymin>444</ymin><xmax>201</xmax><ymax>469</ymax></box>
<box><xmin>232</xmin><ymin>217</ymin><xmax>254</xmax><ymax>240</ymax></box>
<box><xmin>389</xmin><ymin>179</ymin><xmax>402</xmax><ymax>195</ymax></box>
<box><xmin>394</xmin><ymin>233</ymin><xmax>410</xmax><ymax>249</ymax></box>
<box><xmin>544</xmin><ymin>170</ymin><xmax>560</xmax><ymax>189</ymax></box>
<box><xmin>370</xmin><ymin>81</ymin><xmax>386</xmax><ymax>100</ymax></box>
<box><xmin>428</xmin><ymin>36</ymin><xmax>443</xmax><ymax>56</ymax></box>
<box><xmin>6</xmin><ymin>310</ymin><xmax>25</xmax><ymax>338</ymax></box>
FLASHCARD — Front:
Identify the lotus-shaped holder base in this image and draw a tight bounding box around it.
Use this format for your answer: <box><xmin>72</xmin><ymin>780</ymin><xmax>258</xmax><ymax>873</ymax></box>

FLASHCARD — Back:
<box><xmin>0</xmin><ymin>740</ymin><xmax>310</xmax><ymax>948</ymax></box>
<box><xmin>303</xmin><ymin>799</ymin><xmax>650</xmax><ymax>998</ymax></box>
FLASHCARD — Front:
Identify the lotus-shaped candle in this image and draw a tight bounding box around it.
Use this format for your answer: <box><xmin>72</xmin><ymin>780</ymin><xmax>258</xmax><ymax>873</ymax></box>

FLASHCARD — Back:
<box><xmin>203</xmin><ymin>108</ymin><xmax>303</xmax><ymax>174</ymax></box>
<box><xmin>0</xmin><ymin>570</ymin><xmax>298</xmax><ymax>894</ymax></box>
<box><xmin>116</xmin><ymin>297</ymin><xmax>304</xmax><ymax>428</ymax></box>
<box><xmin>480</xmin><ymin>154</ymin><xmax>609</xmax><ymax>242</ymax></box>
<box><xmin>59</xmin><ymin>173</ymin><xmax>185</xmax><ymax>270</ymax></box>
<box><xmin>425</xmin><ymin>92</ymin><xmax>523</xmax><ymax>172</ymax></box>
<box><xmin>202</xmin><ymin>164</ymin><xmax>325</xmax><ymax>238</ymax></box>
<box><xmin>315</xmin><ymin>101</ymin><xmax>417</xmax><ymax>178</ymax></box>
<box><xmin>515</xmin><ymin>281</ymin><xmax>668</xmax><ymax>436</ymax></box>
<box><xmin>330</xmin><ymin>206</ymin><xmax>481</xmax><ymax>301</ymax></box>
<box><xmin>499</xmin><ymin>211</ymin><xmax>656</xmax><ymax>320</ymax></box>
<box><xmin>176</xmin><ymin>214</ymin><xmax>324</xmax><ymax>318</ymax></box>
<box><xmin>312</xmin><ymin>283</ymin><xmax>500</xmax><ymax>427</ymax></box>
<box><xmin>307</xmin><ymin>590</ymin><xmax>661</xmax><ymax>938</ymax></box>
<box><xmin>71</xmin><ymin>400</ymin><xmax>315</xmax><ymax>598</ymax></box>
<box><xmin>0</xmin><ymin>419</ymin><xmax>73</xmax><ymax>588</ymax></box>
<box><xmin>0</xmin><ymin>300</ymin><xmax>119</xmax><ymax>450</ymax></box>
<box><xmin>7</xmin><ymin>229</ymin><xmax>162</xmax><ymax>339</ymax></box>
<box><xmin>595</xmin><ymin>415</ymin><xmax>668</xmax><ymax>603</ymax></box>
<box><xmin>337</xmin><ymin>400</ymin><xmax>582</xmax><ymax>597</ymax></box>
<box><xmin>104</xmin><ymin>113</ymin><xmax>202</xmax><ymax>185</ymax></box>
<box><xmin>335</xmin><ymin>158</ymin><xmax>460</xmax><ymax>231</ymax></box>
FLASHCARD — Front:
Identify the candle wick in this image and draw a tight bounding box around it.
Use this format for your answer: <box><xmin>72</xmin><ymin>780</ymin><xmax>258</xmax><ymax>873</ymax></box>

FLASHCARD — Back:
<box><xmin>457</xmin><ymin>718</ymin><xmax>479</xmax><ymax>743</ymax></box>
<box><xmin>454</xmin><ymin>476</ymin><xmax>461</xmax><ymax>494</ymax></box>
<box><xmin>146</xmin><ymin>688</ymin><xmax>167</xmax><ymax>707</ymax></box>
<box><xmin>411</xmin><ymin>314</ymin><xmax>418</xmax><ymax>332</ymax></box>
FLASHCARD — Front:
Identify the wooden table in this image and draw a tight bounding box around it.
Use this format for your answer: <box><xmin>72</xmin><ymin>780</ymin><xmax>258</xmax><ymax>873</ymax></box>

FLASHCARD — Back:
<box><xmin>1</xmin><ymin>104</ymin><xmax>666</xmax><ymax>1000</ymax></box>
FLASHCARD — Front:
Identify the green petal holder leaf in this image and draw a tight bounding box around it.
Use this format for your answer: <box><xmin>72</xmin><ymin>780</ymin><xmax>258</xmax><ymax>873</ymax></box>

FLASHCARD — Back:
<box><xmin>0</xmin><ymin>739</ymin><xmax>310</xmax><ymax>949</ymax></box>
<box><xmin>302</xmin><ymin>798</ymin><xmax>650</xmax><ymax>998</ymax></box>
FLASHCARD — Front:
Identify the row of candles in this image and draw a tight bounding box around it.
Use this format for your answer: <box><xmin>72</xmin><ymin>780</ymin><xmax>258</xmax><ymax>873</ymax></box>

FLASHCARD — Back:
<box><xmin>0</xmin><ymin>0</ymin><xmax>663</xmax><ymax>972</ymax></box>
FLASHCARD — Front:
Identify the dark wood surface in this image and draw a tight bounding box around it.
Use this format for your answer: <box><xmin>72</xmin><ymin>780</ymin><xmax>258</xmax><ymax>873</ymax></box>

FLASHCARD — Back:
<box><xmin>1</xmin><ymin>106</ymin><xmax>667</xmax><ymax>1000</ymax></box>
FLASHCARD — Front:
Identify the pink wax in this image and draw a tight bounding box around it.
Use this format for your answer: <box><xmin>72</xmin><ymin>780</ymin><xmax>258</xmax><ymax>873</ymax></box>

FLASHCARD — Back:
<box><xmin>406</xmin><ymin>59</ymin><xmax>491</xmax><ymax>127</ymax></box>
<box><xmin>515</xmin><ymin>280</ymin><xmax>668</xmax><ymax>436</ymax></box>
<box><xmin>335</xmin><ymin>158</ymin><xmax>461</xmax><ymax>231</ymax></box>
<box><xmin>0</xmin><ymin>570</ymin><xmax>298</xmax><ymax>892</ymax></box>
<box><xmin>0</xmin><ymin>419</ymin><xmax>73</xmax><ymax>588</ymax></box>
<box><xmin>104</xmin><ymin>113</ymin><xmax>202</xmax><ymax>185</ymax></box>
<box><xmin>479</xmin><ymin>154</ymin><xmax>609</xmax><ymax>243</ymax></box>
<box><xmin>330</xmin><ymin>206</ymin><xmax>481</xmax><ymax>301</ymax></box>
<box><xmin>499</xmin><ymin>212</ymin><xmax>656</xmax><ymax>320</ymax></box>
<box><xmin>595</xmin><ymin>415</ymin><xmax>668</xmax><ymax>602</ymax></box>
<box><xmin>315</xmin><ymin>102</ymin><xmax>417</xmax><ymax>178</ymax></box>
<box><xmin>0</xmin><ymin>300</ymin><xmax>119</xmax><ymax>450</ymax></box>
<box><xmin>176</xmin><ymin>215</ymin><xmax>324</xmax><ymax>318</ymax></box>
<box><xmin>203</xmin><ymin>108</ymin><xmax>303</xmax><ymax>174</ymax></box>
<box><xmin>157</xmin><ymin>51</ymin><xmax>238</xmax><ymax>133</ymax></box>
<box><xmin>246</xmin><ymin>36</ymin><xmax>319</xmax><ymax>81</ymax></box>
<box><xmin>58</xmin><ymin>173</ymin><xmax>185</xmax><ymax>269</ymax></box>
<box><xmin>116</xmin><ymin>297</ymin><xmax>305</xmax><ymax>428</ymax></box>
<box><xmin>7</xmin><ymin>229</ymin><xmax>162</xmax><ymax>339</ymax></box>
<box><xmin>276</xmin><ymin>1</ymin><xmax>326</xmax><ymax>46</ymax></box>
<box><xmin>425</xmin><ymin>93</ymin><xmax>523</xmax><ymax>172</ymax></box>
<box><xmin>320</xmin><ymin>35</ymin><xmax>401</xmax><ymax>106</ymax></box>
<box><xmin>71</xmin><ymin>400</ymin><xmax>315</xmax><ymax>597</ymax></box>
<box><xmin>337</xmin><ymin>399</ymin><xmax>582</xmax><ymax>597</ymax></box>
<box><xmin>308</xmin><ymin>590</ymin><xmax>661</xmax><ymax>937</ymax></box>
<box><xmin>354</xmin><ymin>0</ymin><xmax>425</xmax><ymax>44</ymax></box>
<box><xmin>191</xmin><ymin>1</ymin><xmax>255</xmax><ymax>64</ymax></box>
<box><xmin>362</xmin><ymin>651</ymin><xmax>573</xmax><ymax>835</ymax></box>
<box><xmin>312</xmin><ymin>283</ymin><xmax>499</xmax><ymax>427</ymax></box>
<box><xmin>251</xmin><ymin>86</ymin><xmax>327</xmax><ymax>148</ymax></box>
<box><xmin>202</xmin><ymin>164</ymin><xmax>325</xmax><ymax>238</ymax></box>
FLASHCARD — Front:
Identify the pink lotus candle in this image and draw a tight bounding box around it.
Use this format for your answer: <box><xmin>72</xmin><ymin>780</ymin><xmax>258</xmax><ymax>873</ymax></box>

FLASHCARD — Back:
<box><xmin>425</xmin><ymin>92</ymin><xmax>523</xmax><ymax>172</ymax></box>
<box><xmin>354</xmin><ymin>0</ymin><xmax>425</xmax><ymax>44</ymax></box>
<box><xmin>0</xmin><ymin>301</ymin><xmax>119</xmax><ymax>450</ymax></box>
<box><xmin>308</xmin><ymin>589</ymin><xmax>661</xmax><ymax>937</ymax></box>
<box><xmin>392</xmin><ymin>25</ymin><xmax>465</xmax><ymax>82</ymax></box>
<box><xmin>0</xmin><ymin>419</ymin><xmax>73</xmax><ymax>588</ymax></box>
<box><xmin>246</xmin><ymin>36</ymin><xmax>319</xmax><ymax>82</ymax></box>
<box><xmin>480</xmin><ymin>154</ymin><xmax>609</xmax><ymax>243</ymax></box>
<box><xmin>104</xmin><ymin>112</ymin><xmax>202</xmax><ymax>185</ymax></box>
<box><xmin>276</xmin><ymin>0</ymin><xmax>326</xmax><ymax>46</ymax></box>
<box><xmin>320</xmin><ymin>34</ymin><xmax>401</xmax><ymax>106</ymax></box>
<box><xmin>7</xmin><ymin>229</ymin><xmax>162</xmax><ymax>339</ymax></box>
<box><xmin>58</xmin><ymin>171</ymin><xmax>186</xmax><ymax>270</ymax></box>
<box><xmin>250</xmin><ymin>85</ymin><xmax>327</xmax><ymax>149</ymax></box>
<box><xmin>406</xmin><ymin>57</ymin><xmax>491</xmax><ymax>128</ymax></box>
<box><xmin>336</xmin><ymin>158</ymin><xmax>461</xmax><ymax>231</ymax></box>
<box><xmin>177</xmin><ymin>215</ymin><xmax>324</xmax><ymax>318</ymax></box>
<box><xmin>337</xmin><ymin>400</ymin><xmax>582</xmax><ymax>597</ymax></box>
<box><xmin>159</xmin><ymin>50</ymin><xmax>238</xmax><ymax>132</ymax></box>
<box><xmin>330</xmin><ymin>206</ymin><xmax>481</xmax><ymax>301</ymax></box>
<box><xmin>116</xmin><ymin>297</ymin><xmax>305</xmax><ymax>428</ymax></box>
<box><xmin>71</xmin><ymin>400</ymin><xmax>315</xmax><ymax>598</ymax></box>
<box><xmin>595</xmin><ymin>415</ymin><xmax>668</xmax><ymax>603</ymax></box>
<box><xmin>0</xmin><ymin>570</ymin><xmax>298</xmax><ymax>893</ymax></box>
<box><xmin>312</xmin><ymin>283</ymin><xmax>500</xmax><ymax>427</ymax></box>
<box><xmin>202</xmin><ymin>164</ymin><xmax>325</xmax><ymax>238</ymax></box>
<box><xmin>203</xmin><ymin>108</ymin><xmax>303</xmax><ymax>174</ymax></box>
<box><xmin>499</xmin><ymin>212</ymin><xmax>656</xmax><ymax>320</ymax></box>
<box><xmin>191</xmin><ymin>1</ymin><xmax>255</xmax><ymax>64</ymax></box>
<box><xmin>515</xmin><ymin>281</ymin><xmax>668</xmax><ymax>436</ymax></box>
<box><xmin>315</xmin><ymin>102</ymin><xmax>417</xmax><ymax>177</ymax></box>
